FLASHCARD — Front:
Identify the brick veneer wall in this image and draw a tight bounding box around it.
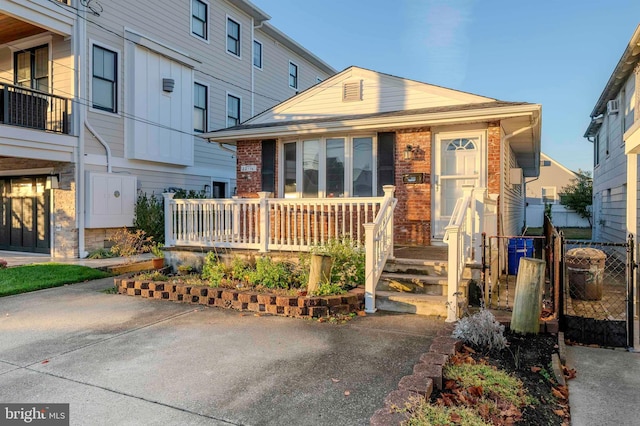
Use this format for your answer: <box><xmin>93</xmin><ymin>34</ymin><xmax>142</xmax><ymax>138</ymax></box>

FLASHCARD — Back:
<box><xmin>236</xmin><ymin>140</ymin><xmax>263</xmax><ymax>197</ymax></box>
<box><xmin>394</xmin><ymin>128</ymin><xmax>432</xmax><ymax>245</ymax></box>
<box><xmin>487</xmin><ymin>122</ymin><xmax>501</xmax><ymax>195</ymax></box>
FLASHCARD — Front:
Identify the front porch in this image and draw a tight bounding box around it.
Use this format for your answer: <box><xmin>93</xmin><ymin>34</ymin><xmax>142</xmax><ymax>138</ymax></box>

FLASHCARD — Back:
<box><xmin>162</xmin><ymin>185</ymin><xmax>487</xmax><ymax>321</ymax></box>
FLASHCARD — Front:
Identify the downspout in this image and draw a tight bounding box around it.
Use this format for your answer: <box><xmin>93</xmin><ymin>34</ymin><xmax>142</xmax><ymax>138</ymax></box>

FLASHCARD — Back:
<box><xmin>217</xmin><ymin>142</ymin><xmax>236</xmax><ymax>156</ymax></box>
<box><xmin>502</xmin><ymin>115</ymin><xmax>540</xmax><ymax>235</ymax></box>
<box><xmin>85</xmin><ymin>120</ymin><xmax>112</xmax><ymax>173</ymax></box>
<box><xmin>76</xmin><ymin>2</ymin><xmax>88</xmax><ymax>258</ymax></box>
<box><xmin>523</xmin><ymin>176</ymin><xmax>540</xmax><ymax>229</ymax></box>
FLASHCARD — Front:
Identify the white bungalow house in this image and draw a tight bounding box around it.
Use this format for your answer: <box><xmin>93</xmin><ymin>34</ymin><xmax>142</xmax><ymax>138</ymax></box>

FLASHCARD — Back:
<box><xmin>164</xmin><ymin>66</ymin><xmax>542</xmax><ymax>320</ymax></box>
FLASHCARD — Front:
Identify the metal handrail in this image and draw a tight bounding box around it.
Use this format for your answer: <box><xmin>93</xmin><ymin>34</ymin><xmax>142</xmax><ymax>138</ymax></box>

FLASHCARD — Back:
<box><xmin>0</xmin><ymin>82</ymin><xmax>70</xmax><ymax>134</ymax></box>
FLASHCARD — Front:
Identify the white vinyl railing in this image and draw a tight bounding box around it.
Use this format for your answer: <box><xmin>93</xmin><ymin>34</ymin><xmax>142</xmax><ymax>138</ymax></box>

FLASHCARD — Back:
<box><xmin>364</xmin><ymin>185</ymin><xmax>397</xmax><ymax>313</ymax></box>
<box><xmin>163</xmin><ymin>189</ymin><xmax>393</xmax><ymax>253</ymax></box>
<box><xmin>443</xmin><ymin>185</ymin><xmax>483</xmax><ymax>322</ymax></box>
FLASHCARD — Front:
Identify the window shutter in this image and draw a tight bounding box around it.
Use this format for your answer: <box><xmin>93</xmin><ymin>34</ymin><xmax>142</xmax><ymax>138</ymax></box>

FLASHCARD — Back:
<box><xmin>261</xmin><ymin>140</ymin><xmax>276</xmax><ymax>193</ymax></box>
<box><xmin>377</xmin><ymin>132</ymin><xmax>395</xmax><ymax>196</ymax></box>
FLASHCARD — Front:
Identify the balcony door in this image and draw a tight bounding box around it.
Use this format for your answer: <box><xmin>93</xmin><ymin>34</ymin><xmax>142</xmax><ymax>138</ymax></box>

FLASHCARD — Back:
<box><xmin>0</xmin><ymin>177</ymin><xmax>50</xmax><ymax>253</ymax></box>
<box><xmin>14</xmin><ymin>45</ymin><xmax>49</xmax><ymax>92</ymax></box>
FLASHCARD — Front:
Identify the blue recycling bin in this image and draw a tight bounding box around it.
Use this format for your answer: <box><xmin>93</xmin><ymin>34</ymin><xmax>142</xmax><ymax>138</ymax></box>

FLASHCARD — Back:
<box><xmin>508</xmin><ymin>238</ymin><xmax>534</xmax><ymax>275</ymax></box>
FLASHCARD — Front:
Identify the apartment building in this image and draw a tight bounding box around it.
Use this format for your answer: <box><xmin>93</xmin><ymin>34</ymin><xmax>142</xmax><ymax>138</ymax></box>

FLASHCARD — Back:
<box><xmin>0</xmin><ymin>0</ymin><xmax>334</xmax><ymax>257</ymax></box>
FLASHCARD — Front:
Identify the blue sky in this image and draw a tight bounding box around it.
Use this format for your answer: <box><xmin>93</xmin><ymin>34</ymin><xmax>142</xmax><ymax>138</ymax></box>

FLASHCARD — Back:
<box><xmin>252</xmin><ymin>0</ymin><xmax>640</xmax><ymax>172</ymax></box>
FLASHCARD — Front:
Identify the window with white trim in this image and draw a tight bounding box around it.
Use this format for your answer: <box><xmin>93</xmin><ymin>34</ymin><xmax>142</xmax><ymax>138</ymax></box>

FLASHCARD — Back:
<box><xmin>226</xmin><ymin>94</ymin><xmax>240</xmax><ymax>127</ymax></box>
<box><xmin>542</xmin><ymin>186</ymin><xmax>556</xmax><ymax>204</ymax></box>
<box><xmin>92</xmin><ymin>44</ymin><xmax>117</xmax><ymax>113</ymax></box>
<box><xmin>289</xmin><ymin>61</ymin><xmax>298</xmax><ymax>89</ymax></box>
<box><xmin>253</xmin><ymin>40</ymin><xmax>262</xmax><ymax>68</ymax></box>
<box><xmin>193</xmin><ymin>82</ymin><xmax>207</xmax><ymax>133</ymax></box>
<box><xmin>227</xmin><ymin>18</ymin><xmax>240</xmax><ymax>56</ymax></box>
<box><xmin>191</xmin><ymin>0</ymin><xmax>208</xmax><ymax>40</ymax></box>
<box><xmin>281</xmin><ymin>135</ymin><xmax>381</xmax><ymax>198</ymax></box>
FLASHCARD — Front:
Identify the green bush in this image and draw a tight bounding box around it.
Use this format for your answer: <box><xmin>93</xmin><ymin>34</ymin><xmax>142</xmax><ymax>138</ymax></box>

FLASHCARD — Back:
<box><xmin>248</xmin><ymin>257</ymin><xmax>303</xmax><ymax>289</ymax></box>
<box><xmin>201</xmin><ymin>252</ymin><xmax>227</xmax><ymax>286</ymax></box>
<box><xmin>311</xmin><ymin>282</ymin><xmax>346</xmax><ymax>296</ymax></box>
<box><xmin>230</xmin><ymin>256</ymin><xmax>251</xmax><ymax>281</ymax></box>
<box><xmin>310</xmin><ymin>238</ymin><xmax>364</xmax><ymax>290</ymax></box>
<box><xmin>134</xmin><ymin>193</ymin><xmax>165</xmax><ymax>244</ymax></box>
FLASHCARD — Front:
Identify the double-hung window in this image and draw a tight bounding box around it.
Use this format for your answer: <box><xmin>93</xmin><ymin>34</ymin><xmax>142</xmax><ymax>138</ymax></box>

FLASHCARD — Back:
<box><xmin>192</xmin><ymin>0</ymin><xmax>208</xmax><ymax>40</ymax></box>
<box><xmin>227</xmin><ymin>18</ymin><xmax>240</xmax><ymax>56</ymax></box>
<box><xmin>14</xmin><ymin>45</ymin><xmax>49</xmax><ymax>92</ymax></box>
<box><xmin>227</xmin><ymin>94</ymin><xmax>240</xmax><ymax>127</ymax></box>
<box><xmin>281</xmin><ymin>135</ymin><xmax>392</xmax><ymax>198</ymax></box>
<box><xmin>289</xmin><ymin>61</ymin><xmax>298</xmax><ymax>89</ymax></box>
<box><xmin>253</xmin><ymin>40</ymin><xmax>262</xmax><ymax>68</ymax></box>
<box><xmin>92</xmin><ymin>45</ymin><xmax>117</xmax><ymax>113</ymax></box>
<box><xmin>194</xmin><ymin>83</ymin><xmax>207</xmax><ymax>133</ymax></box>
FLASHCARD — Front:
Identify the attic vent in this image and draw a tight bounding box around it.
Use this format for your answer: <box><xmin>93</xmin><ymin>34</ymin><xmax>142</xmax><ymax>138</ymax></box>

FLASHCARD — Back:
<box><xmin>607</xmin><ymin>99</ymin><xmax>619</xmax><ymax>115</ymax></box>
<box><xmin>342</xmin><ymin>81</ymin><xmax>362</xmax><ymax>102</ymax></box>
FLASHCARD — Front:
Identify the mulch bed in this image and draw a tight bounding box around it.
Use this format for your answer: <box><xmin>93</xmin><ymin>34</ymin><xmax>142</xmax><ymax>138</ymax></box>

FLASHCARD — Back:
<box><xmin>434</xmin><ymin>331</ymin><xmax>570</xmax><ymax>425</ymax></box>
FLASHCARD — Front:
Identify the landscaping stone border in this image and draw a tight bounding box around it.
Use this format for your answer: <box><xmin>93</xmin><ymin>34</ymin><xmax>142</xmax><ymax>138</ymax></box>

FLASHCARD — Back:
<box><xmin>369</xmin><ymin>322</ymin><xmax>460</xmax><ymax>426</ymax></box>
<box><xmin>114</xmin><ymin>278</ymin><xmax>364</xmax><ymax>319</ymax></box>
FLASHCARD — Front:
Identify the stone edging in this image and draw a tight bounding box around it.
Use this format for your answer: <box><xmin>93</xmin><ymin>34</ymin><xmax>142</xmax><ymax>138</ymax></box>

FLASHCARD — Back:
<box><xmin>370</xmin><ymin>322</ymin><xmax>461</xmax><ymax>425</ymax></box>
<box><xmin>114</xmin><ymin>278</ymin><xmax>364</xmax><ymax>318</ymax></box>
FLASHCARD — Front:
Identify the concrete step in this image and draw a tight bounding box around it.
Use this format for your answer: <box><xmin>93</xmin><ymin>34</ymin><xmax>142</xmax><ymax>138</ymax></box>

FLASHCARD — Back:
<box><xmin>383</xmin><ymin>257</ymin><xmax>448</xmax><ymax>276</ymax></box>
<box><xmin>377</xmin><ymin>272</ymin><xmax>447</xmax><ymax>296</ymax></box>
<box><xmin>375</xmin><ymin>291</ymin><xmax>449</xmax><ymax>317</ymax></box>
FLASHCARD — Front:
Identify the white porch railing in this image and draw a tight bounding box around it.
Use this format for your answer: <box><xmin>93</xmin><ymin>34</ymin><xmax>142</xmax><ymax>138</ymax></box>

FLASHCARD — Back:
<box><xmin>443</xmin><ymin>185</ymin><xmax>485</xmax><ymax>322</ymax></box>
<box><xmin>164</xmin><ymin>186</ymin><xmax>397</xmax><ymax>311</ymax></box>
<box><xmin>163</xmin><ymin>191</ymin><xmax>392</xmax><ymax>251</ymax></box>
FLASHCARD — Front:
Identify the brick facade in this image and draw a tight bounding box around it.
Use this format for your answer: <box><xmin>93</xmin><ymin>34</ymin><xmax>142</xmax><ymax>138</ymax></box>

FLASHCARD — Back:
<box><xmin>394</xmin><ymin>128</ymin><xmax>432</xmax><ymax>245</ymax></box>
<box><xmin>236</xmin><ymin>140</ymin><xmax>264</xmax><ymax>197</ymax></box>
<box><xmin>487</xmin><ymin>122</ymin><xmax>501</xmax><ymax>195</ymax></box>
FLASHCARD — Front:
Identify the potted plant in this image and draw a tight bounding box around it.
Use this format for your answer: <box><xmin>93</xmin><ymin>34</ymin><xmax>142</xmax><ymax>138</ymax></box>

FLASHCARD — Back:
<box><xmin>151</xmin><ymin>243</ymin><xmax>165</xmax><ymax>269</ymax></box>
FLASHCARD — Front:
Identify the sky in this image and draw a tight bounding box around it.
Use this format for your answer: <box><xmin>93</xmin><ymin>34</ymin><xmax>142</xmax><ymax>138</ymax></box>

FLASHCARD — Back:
<box><xmin>251</xmin><ymin>0</ymin><xmax>640</xmax><ymax>173</ymax></box>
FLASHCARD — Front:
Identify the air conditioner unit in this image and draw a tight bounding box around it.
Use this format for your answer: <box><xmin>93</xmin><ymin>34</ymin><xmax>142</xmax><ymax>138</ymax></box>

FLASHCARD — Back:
<box><xmin>607</xmin><ymin>99</ymin><xmax>619</xmax><ymax>115</ymax></box>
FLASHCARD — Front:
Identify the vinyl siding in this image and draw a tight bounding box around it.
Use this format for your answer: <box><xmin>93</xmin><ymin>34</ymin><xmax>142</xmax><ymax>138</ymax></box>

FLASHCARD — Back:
<box><xmin>249</xmin><ymin>68</ymin><xmax>493</xmax><ymax>124</ymax></box>
<box><xmin>593</xmin><ymin>73</ymin><xmax>636</xmax><ymax>243</ymax></box>
<box><xmin>501</xmin><ymin>138</ymin><xmax>524</xmax><ymax>237</ymax></box>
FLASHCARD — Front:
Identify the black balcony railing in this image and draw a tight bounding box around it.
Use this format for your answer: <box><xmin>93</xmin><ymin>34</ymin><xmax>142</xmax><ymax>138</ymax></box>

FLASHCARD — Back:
<box><xmin>0</xmin><ymin>83</ymin><xmax>70</xmax><ymax>134</ymax></box>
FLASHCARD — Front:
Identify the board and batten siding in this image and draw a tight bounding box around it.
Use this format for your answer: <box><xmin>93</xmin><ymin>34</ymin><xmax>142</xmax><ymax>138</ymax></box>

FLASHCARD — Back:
<box><xmin>249</xmin><ymin>67</ymin><xmax>493</xmax><ymax>125</ymax></box>
<box><xmin>80</xmin><ymin>0</ymin><xmax>330</xmax><ymax>198</ymax></box>
<box><xmin>593</xmin><ymin>73</ymin><xmax>636</xmax><ymax>242</ymax></box>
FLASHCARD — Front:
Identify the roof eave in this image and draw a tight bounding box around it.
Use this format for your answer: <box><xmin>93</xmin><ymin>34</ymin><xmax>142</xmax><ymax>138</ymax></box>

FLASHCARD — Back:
<box><xmin>205</xmin><ymin>104</ymin><xmax>541</xmax><ymax>144</ymax></box>
<box><xmin>226</xmin><ymin>0</ymin><xmax>270</xmax><ymax>22</ymax></box>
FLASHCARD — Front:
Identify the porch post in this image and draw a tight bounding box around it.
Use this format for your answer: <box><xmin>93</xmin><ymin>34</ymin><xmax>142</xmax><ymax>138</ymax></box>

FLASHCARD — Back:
<box><xmin>445</xmin><ymin>225</ymin><xmax>460</xmax><ymax>323</ymax></box>
<box><xmin>257</xmin><ymin>192</ymin><xmax>270</xmax><ymax>253</ymax></box>
<box><xmin>383</xmin><ymin>185</ymin><xmax>396</xmax><ymax>260</ymax></box>
<box><xmin>626</xmin><ymin>153</ymin><xmax>639</xmax><ymax>350</ymax></box>
<box><xmin>232</xmin><ymin>196</ymin><xmax>240</xmax><ymax>242</ymax></box>
<box><xmin>364</xmin><ymin>222</ymin><xmax>377</xmax><ymax>313</ymax></box>
<box><xmin>162</xmin><ymin>193</ymin><xmax>175</xmax><ymax>247</ymax></box>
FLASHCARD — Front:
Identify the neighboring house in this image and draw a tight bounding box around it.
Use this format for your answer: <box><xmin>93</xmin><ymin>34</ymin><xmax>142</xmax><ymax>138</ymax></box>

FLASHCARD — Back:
<box><xmin>203</xmin><ymin>66</ymin><xmax>542</xmax><ymax>246</ymax></box>
<box><xmin>525</xmin><ymin>153</ymin><xmax>591</xmax><ymax>228</ymax></box>
<box><xmin>584</xmin><ymin>24</ymin><xmax>640</xmax><ymax>244</ymax></box>
<box><xmin>0</xmin><ymin>0</ymin><xmax>334</xmax><ymax>257</ymax></box>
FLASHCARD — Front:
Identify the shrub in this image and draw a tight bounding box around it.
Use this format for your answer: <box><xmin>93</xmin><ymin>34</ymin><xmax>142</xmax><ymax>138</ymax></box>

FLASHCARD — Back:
<box><xmin>230</xmin><ymin>256</ymin><xmax>251</xmax><ymax>281</ymax></box>
<box><xmin>87</xmin><ymin>248</ymin><xmax>117</xmax><ymax>259</ymax></box>
<box><xmin>0</xmin><ymin>259</ymin><xmax>7</xmax><ymax>269</ymax></box>
<box><xmin>201</xmin><ymin>252</ymin><xmax>227</xmax><ymax>286</ymax></box>
<box><xmin>309</xmin><ymin>238</ymin><xmax>364</xmax><ymax>290</ymax></box>
<box><xmin>248</xmin><ymin>257</ymin><xmax>303</xmax><ymax>289</ymax></box>
<box><xmin>134</xmin><ymin>192</ymin><xmax>164</xmax><ymax>244</ymax></box>
<box><xmin>109</xmin><ymin>227</ymin><xmax>153</xmax><ymax>260</ymax></box>
<box><xmin>311</xmin><ymin>282</ymin><xmax>346</xmax><ymax>296</ymax></box>
<box><xmin>452</xmin><ymin>309</ymin><xmax>507</xmax><ymax>351</ymax></box>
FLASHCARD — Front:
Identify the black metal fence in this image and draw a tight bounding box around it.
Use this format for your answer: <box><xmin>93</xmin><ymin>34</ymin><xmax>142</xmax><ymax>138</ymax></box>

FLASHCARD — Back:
<box><xmin>0</xmin><ymin>83</ymin><xmax>69</xmax><ymax>134</ymax></box>
<box><xmin>561</xmin><ymin>236</ymin><xmax>633</xmax><ymax>348</ymax></box>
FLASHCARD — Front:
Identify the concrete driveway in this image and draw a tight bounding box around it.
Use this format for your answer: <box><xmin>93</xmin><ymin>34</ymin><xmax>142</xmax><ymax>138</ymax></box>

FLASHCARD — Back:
<box><xmin>0</xmin><ymin>277</ymin><xmax>443</xmax><ymax>425</ymax></box>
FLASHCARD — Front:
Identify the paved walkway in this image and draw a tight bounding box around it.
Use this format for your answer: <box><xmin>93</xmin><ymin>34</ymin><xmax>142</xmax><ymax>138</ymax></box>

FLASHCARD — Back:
<box><xmin>0</xmin><ymin>277</ymin><xmax>443</xmax><ymax>425</ymax></box>
<box><xmin>566</xmin><ymin>345</ymin><xmax>640</xmax><ymax>426</ymax></box>
<box><xmin>0</xmin><ymin>250</ymin><xmax>153</xmax><ymax>268</ymax></box>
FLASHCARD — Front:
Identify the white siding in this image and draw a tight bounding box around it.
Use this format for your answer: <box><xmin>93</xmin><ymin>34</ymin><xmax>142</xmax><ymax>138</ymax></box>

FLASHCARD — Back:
<box><xmin>502</xmin><ymin>139</ymin><xmax>525</xmax><ymax>237</ymax></box>
<box><xmin>248</xmin><ymin>67</ymin><xmax>493</xmax><ymax>124</ymax></box>
<box><xmin>593</xmin><ymin>73</ymin><xmax>637</xmax><ymax>243</ymax></box>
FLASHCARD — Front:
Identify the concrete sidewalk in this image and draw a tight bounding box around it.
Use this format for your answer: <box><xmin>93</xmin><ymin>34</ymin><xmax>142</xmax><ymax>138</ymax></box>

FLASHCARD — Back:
<box><xmin>0</xmin><ymin>277</ymin><xmax>443</xmax><ymax>425</ymax></box>
<box><xmin>0</xmin><ymin>250</ymin><xmax>153</xmax><ymax>268</ymax></box>
<box><xmin>566</xmin><ymin>345</ymin><xmax>640</xmax><ymax>426</ymax></box>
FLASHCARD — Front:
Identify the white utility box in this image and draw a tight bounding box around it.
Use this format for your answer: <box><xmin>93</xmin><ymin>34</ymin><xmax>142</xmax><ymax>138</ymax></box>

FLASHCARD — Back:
<box><xmin>85</xmin><ymin>172</ymin><xmax>137</xmax><ymax>228</ymax></box>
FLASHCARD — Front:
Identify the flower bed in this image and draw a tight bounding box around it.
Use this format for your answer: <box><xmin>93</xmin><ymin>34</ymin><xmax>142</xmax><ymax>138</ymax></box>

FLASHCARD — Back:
<box><xmin>115</xmin><ymin>278</ymin><xmax>365</xmax><ymax>318</ymax></box>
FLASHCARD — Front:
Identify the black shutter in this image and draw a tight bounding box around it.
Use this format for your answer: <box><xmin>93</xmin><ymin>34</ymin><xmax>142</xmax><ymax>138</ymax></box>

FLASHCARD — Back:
<box><xmin>377</xmin><ymin>132</ymin><xmax>395</xmax><ymax>196</ymax></box>
<box><xmin>261</xmin><ymin>139</ymin><xmax>276</xmax><ymax>193</ymax></box>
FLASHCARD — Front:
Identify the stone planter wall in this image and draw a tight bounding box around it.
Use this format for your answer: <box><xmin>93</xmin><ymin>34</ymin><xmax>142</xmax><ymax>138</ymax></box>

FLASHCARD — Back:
<box><xmin>115</xmin><ymin>278</ymin><xmax>364</xmax><ymax>318</ymax></box>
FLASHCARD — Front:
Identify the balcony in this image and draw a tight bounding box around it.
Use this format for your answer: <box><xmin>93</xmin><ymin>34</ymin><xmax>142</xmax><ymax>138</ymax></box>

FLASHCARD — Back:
<box><xmin>0</xmin><ymin>82</ymin><xmax>70</xmax><ymax>134</ymax></box>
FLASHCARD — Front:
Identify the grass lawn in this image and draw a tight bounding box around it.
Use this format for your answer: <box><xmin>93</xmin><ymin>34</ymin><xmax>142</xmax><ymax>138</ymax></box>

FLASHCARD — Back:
<box><xmin>0</xmin><ymin>264</ymin><xmax>112</xmax><ymax>297</ymax></box>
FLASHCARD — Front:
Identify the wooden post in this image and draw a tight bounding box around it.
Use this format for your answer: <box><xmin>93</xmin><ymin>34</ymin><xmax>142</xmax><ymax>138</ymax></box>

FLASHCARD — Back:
<box><xmin>307</xmin><ymin>254</ymin><xmax>333</xmax><ymax>294</ymax></box>
<box><xmin>511</xmin><ymin>257</ymin><xmax>546</xmax><ymax>334</ymax></box>
<box><xmin>162</xmin><ymin>193</ymin><xmax>175</xmax><ymax>247</ymax></box>
<box><xmin>257</xmin><ymin>192</ymin><xmax>270</xmax><ymax>253</ymax></box>
<box><xmin>363</xmin><ymin>223</ymin><xmax>376</xmax><ymax>313</ymax></box>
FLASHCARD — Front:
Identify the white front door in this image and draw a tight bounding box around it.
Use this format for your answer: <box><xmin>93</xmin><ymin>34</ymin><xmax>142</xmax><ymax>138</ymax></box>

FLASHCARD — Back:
<box><xmin>433</xmin><ymin>137</ymin><xmax>480</xmax><ymax>239</ymax></box>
